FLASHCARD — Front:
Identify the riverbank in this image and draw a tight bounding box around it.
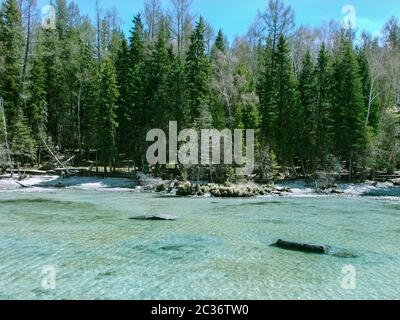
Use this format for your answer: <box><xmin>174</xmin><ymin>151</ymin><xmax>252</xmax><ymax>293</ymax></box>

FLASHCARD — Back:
<box><xmin>1</xmin><ymin>172</ymin><xmax>400</xmax><ymax>199</ymax></box>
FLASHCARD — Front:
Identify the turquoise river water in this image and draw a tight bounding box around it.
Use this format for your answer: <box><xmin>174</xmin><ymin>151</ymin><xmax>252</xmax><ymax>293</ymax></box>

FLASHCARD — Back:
<box><xmin>0</xmin><ymin>179</ymin><xmax>399</xmax><ymax>300</ymax></box>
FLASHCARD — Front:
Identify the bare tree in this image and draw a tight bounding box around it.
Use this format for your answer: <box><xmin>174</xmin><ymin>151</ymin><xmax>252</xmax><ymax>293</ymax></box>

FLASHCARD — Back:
<box><xmin>168</xmin><ymin>0</ymin><xmax>192</xmax><ymax>58</ymax></box>
<box><xmin>143</xmin><ymin>0</ymin><xmax>162</xmax><ymax>42</ymax></box>
<box><xmin>360</xmin><ymin>33</ymin><xmax>385</xmax><ymax>126</ymax></box>
<box><xmin>204</xmin><ymin>20</ymin><xmax>214</xmax><ymax>55</ymax></box>
<box><xmin>291</xmin><ymin>26</ymin><xmax>320</xmax><ymax>73</ymax></box>
<box><xmin>381</xmin><ymin>17</ymin><xmax>400</xmax><ymax>109</ymax></box>
<box><xmin>258</xmin><ymin>0</ymin><xmax>295</xmax><ymax>49</ymax></box>
<box><xmin>95</xmin><ymin>0</ymin><xmax>102</xmax><ymax>70</ymax></box>
<box><xmin>20</xmin><ymin>0</ymin><xmax>34</xmax><ymax>86</ymax></box>
<box><xmin>382</xmin><ymin>16</ymin><xmax>400</xmax><ymax>50</ymax></box>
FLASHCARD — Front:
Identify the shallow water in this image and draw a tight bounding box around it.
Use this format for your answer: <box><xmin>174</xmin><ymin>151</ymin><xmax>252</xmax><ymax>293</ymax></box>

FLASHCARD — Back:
<box><xmin>0</xmin><ymin>186</ymin><xmax>399</xmax><ymax>300</ymax></box>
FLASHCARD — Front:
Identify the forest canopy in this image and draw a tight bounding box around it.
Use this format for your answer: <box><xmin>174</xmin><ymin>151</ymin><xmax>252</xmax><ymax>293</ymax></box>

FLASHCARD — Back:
<box><xmin>0</xmin><ymin>0</ymin><xmax>399</xmax><ymax>181</ymax></box>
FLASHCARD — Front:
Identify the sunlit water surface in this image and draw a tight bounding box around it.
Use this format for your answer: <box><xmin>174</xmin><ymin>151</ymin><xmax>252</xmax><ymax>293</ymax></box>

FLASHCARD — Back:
<box><xmin>0</xmin><ymin>184</ymin><xmax>399</xmax><ymax>300</ymax></box>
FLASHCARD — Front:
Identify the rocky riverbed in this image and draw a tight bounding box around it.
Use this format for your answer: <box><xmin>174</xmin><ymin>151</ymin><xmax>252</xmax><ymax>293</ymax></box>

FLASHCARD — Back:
<box><xmin>1</xmin><ymin>173</ymin><xmax>400</xmax><ymax>198</ymax></box>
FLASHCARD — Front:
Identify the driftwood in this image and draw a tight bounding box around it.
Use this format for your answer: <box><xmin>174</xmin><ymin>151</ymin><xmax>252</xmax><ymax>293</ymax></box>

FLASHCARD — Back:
<box><xmin>15</xmin><ymin>181</ymin><xmax>29</xmax><ymax>188</ymax></box>
<box><xmin>129</xmin><ymin>214</ymin><xmax>177</xmax><ymax>221</ymax></box>
<box><xmin>40</xmin><ymin>137</ymin><xmax>74</xmax><ymax>176</ymax></box>
<box><xmin>272</xmin><ymin>239</ymin><xmax>329</xmax><ymax>254</ymax></box>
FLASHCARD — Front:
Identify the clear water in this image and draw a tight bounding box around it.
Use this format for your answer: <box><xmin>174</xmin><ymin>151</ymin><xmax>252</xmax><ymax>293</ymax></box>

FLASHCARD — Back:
<box><xmin>0</xmin><ymin>186</ymin><xmax>399</xmax><ymax>300</ymax></box>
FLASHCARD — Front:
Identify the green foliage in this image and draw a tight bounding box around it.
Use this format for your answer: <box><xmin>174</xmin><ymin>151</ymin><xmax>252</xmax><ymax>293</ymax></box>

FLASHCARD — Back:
<box><xmin>0</xmin><ymin>0</ymin><xmax>23</xmax><ymax>129</ymax></box>
<box><xmin>11</xmin><ymin>112</ymin><xmax>36</xmax><ymax>165</ymax></box>
<box><xmin>185</xmin><ymin>16</ymin><xmax>211</xmax><ymax>124</ymax></box>
<box><xmin>0</xmin><ymin>0</ymin><xmax>397</xmax><ymax>180</ymax></box>
<box><xmin>368</xmin><ymin>108</ymin><xmax>400</xmax><ymax>174</ymax></box>
<box><xmin>314</xmin><ymin>43</ymin><xmax>334</xmax><ymax>163</ymax></box>
<box><xmin>331</xmin><ymin>38</ymin><xmax>367</xmax><ymax>164</ymax></box>
<box><xmin>26</xmin><ymin>46</ymin><xmax>47</xmax><ymax>140</ymax></box>
<box><xmin>97</xmin><ymin>58</ymin><xmax>119</xmax><ymax>168</ymax></box>
<box><xmin>297</xmin><ymin>50</ymin><xmax>317</xmax><ymax>169</ymax></box>
<box><xmin>258</xmin><ymin>35</ymin><xmax>298</xmax><ymax>164</ymax></box>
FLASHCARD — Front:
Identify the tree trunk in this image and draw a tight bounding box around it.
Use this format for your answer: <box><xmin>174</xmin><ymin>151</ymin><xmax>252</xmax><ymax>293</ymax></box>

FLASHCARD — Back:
<box><xmin>348</xmin><ymin>151</ymin><xmax>354</xmax><ymax>182</ymax></box>
<box><xmin>77</xmin><ymin>86</ymin><xmax>82</xmax><ymax>154</ymax></box>
<box><xmin>95</xmin><ymin>150</ymin><xmax>99</xmax><ymax>173</ymax></box>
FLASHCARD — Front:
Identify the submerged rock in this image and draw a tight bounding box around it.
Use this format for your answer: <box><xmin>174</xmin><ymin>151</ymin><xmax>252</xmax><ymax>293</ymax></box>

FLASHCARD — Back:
<box><xmin>155</xmin><ymin>183</ymin><xmax>166</xmax><ymax>192</ymax></box>
<box><xmin>315</xmin><ymin>185</ymin><xmax>344</xmax><ymax>195</ymax></box>
<box><xmin>272</xmin><ymin>239</ymin><xmax>358</xmax><ymax>258</ymax></box>
<box><xmin>272</xmin><ymin>239</ymin><xmax>329</xmax><ymax>254</ymax></box>
<box><xmin>129</xmin><ymin>214</ymin><xmax>177</xmax><ymax>221</ymax></box>
<box><xmin>390</xmin><ymin>178</ymin><xmax>400</xmax><ymax>186</ymax></box>
<box><xmin>329</xmin><ymin>250</ymin><xmax>358</xmax><ymax>259</ymax></box>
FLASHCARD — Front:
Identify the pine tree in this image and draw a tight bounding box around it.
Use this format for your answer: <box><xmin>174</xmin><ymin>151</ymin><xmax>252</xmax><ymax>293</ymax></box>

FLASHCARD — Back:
<box><xmin>41</xmin><ymin>27</ymin><xmax>64</xmax><ymax>147</ymax></box>
<box><xmin>211</xmin><ymin>29</ymin><xmax>226</xmax><ymax>59</ymax></box>
<box><xmin>97</xmin><ymin>58</ymin><xmax>119</xmax><ymax>172</ymax></box>
<box><xmin>332</xmin><ymin>37</ymin><xmax>367</xmax><ymax>179</ymax></box>
<box><xmin>210</xmin><ymin>29</ymin><xmax>229</xmax><ymax>129</ymax></box>
<box><xmin>259</xmin><ymin>35</ymin><xmax>298</xmax><ymax>164</ymax></box>
<box><xmin>127</xmin><ymin>14</ymin><xmax>146</xmax><ymax>167</ymax></box>
<box><xmin>78</xmin><ymin>40</ymin><xmax>99</xmax><ymax>155</ymax></box>
<box><xmin>315</xmin><ymin>43</ymin><xmax>334</xmax><ymax>163</ymax></box>
<box><xmin>233</xmin><ymin>62</ymin><xmax>260</xmax><ymax>131</ymax></box>
<box><xmin>185</xmin><ymin>16</ymin><xmax>211</xmax><ymax>125</ymax></box>
<box><xmin>115</xmin><ymin>36</ymin><xmax>130</xmax><ymax>155</ymax></box>
<box><xmin>144</xmin><ymin>27</ymin><xmax>171</xmax><ymax>130</ymax></box>
<box><xmin>167</xmin><ymin>46</ymin><xmax>189</xmax><ymax>127</ymax></box>
<box><xmin>258</xmin><ymin>36</ymin><xmax>277</xmax><ymax>145</ymax></box>
<box><xmin>297</xmin><ymin>50</ymin><xmax>317</xmax><ymax>170</ymax></box>
<box><xmin>26</xmin><ymin>48</ymin><xmax>47</xmax><ymax>140</ymax></box>
<box><xmin>11</xmin><ymin>112</ymin><xmax>36</xmax><ymax>168</ymax></box>
<box><xmin>0</xmin><ymin>0</ymin><xmax>23</xmax><ymax>130</ymax></box>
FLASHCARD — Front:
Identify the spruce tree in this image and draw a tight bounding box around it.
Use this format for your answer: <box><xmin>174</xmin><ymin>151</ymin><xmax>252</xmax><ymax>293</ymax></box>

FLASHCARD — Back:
<box><xmin>26</xmin><ymin>49</ymin><xmax>47</xmax><ymax>140</ymax></box>
<box><xmin>11</xmin><ymin>112</ymin><xmax>36</xmax><ymax>168</ymax></box>
<box><xmin>315</xmin><ymin>43</ymin><xmax>334</xmax><ymax>163</ymax></box>
<box><xmin>258</xmin><ymin>36</ymin><xmax>277</xmax><ymax>145</ymax></box>
<box><xmin>127</xmin><ymin>14</ymin><xmax>146</xmax><ymax>167</ymax></box>
<box><xmin>185</xmin><ymin>16</ymin><xmax>211</xmax><ymax>125</ymax></box>
<box><xmin>97</xmin><ymin>58</ymin><xmax>119</xmax><ymax>172</ymax></box>
<box><xmin>78</xmin><ymin>40</ymin><xmax>99</xmax><ymax>155</ymax></box>
<box><xmin>0</xmin><ymin>0</ymin><xmax>23</xmax><ymax>130</ymax></box>
<box><xmin>210</xmin><ymin>29</ymin><xmax>229</xmax><ymax>129</ymax></box>
<box><xmin>332</xmin><ymin>38</ymin><xmax>367</xmax><ymax>179</ymax></box>
<box><xmin>144</xmin><ymin>28</ymin><xmax>171</xmax><ymax>130</ymax></box>
<box><xmin>259</xmin><ymin>35</ymin><xmax>298</xmax><ymax>164</ymax></box>
<box><xmin>297</xmin><ymin>50</ymin><xmax>317</xmax><ymax>170</ymax></box>
<box><xmin>115</xmin><ymin>37</ymin><xmax>130</xmax><ymax>156</ymax></box>
<box><xmin>167</xmin><ymin>46</ymin><xmax>189</xmax><ymax>127</ymax></box>
<box><xmin>211</xmin><ymin>29</ymin><xmax>226</xmax><ymax>59</ymax></box>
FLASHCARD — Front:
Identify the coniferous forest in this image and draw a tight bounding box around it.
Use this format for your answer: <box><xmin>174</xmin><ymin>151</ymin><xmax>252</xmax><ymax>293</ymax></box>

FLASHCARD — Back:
<box><xmin>0</xmin><ymin>0</ymin><xmax>399</xmax><ymax>182</ymax></box>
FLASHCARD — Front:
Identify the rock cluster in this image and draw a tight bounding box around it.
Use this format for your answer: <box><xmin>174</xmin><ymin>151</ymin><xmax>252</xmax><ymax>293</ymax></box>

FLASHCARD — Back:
<box><xmin>172</xmin><ymin>182</ymin><xmax>292</xmax><ymax>198</ymax></box>
<box><xmin>315</xmin><ymin>184</ymin><xmax>344</xmax><ymax>195</ymax></box>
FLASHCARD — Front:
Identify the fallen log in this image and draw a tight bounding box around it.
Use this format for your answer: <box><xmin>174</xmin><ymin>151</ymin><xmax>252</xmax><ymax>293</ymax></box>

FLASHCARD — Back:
<box><xmin>15</xmin><ymin>181</ymin><xmax>29</xmax><ymax>188</ymax></box>
<box><xmin>272</xmin><ymin>239</ymin><xmax>329</xmax><ymax>254</ymax></box>
<box><xmin>129</xmin><ymin>214</ymin><xmax>177</xmax><ymax>221</ymax></box>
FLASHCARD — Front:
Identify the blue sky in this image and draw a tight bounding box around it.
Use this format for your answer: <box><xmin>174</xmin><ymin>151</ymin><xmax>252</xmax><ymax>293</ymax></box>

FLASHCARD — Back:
<box><xmin>37</xmin><ymin>0</ymin><xmax>400</xmax><ymax>41</ymax></box>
